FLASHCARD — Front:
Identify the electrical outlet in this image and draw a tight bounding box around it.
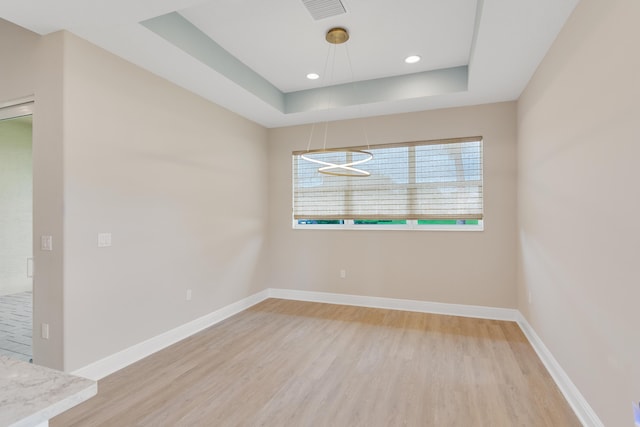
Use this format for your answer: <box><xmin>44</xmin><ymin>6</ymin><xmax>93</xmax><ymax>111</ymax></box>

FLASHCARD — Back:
<box><xmin>186</xmin><ymin>289</ymin><xmax>192</xmax><ymax>301</ymax></box>
<box><xmin>340</xmin><ymin>269</ymin><xmax>346</xmax><ymax>279</ymax></box>
<box><xmin>41</xmin><ymin>323</ymin><xmax>49</xmax><ymax>340</ymax></box>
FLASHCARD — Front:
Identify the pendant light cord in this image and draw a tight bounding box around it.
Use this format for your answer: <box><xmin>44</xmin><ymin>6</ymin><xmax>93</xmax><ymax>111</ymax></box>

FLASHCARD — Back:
<box><xmin>344</xmin><ymin>42</ymin><xmax>371</xmax><ymax>151</ymax></box>
<box><xmin>306</xmin><ymin>38</ymin><xmax>336</xmax><ymax>153</ymax></box>
<box><xmin>307</xmin><ymin>29</ymin><xmax>370</xmax><ymax>152</ymax></box>
<box><xmin>301</xmin><ymin>27</ymin><xmax>373</xmax><ymax>178</ymax></box>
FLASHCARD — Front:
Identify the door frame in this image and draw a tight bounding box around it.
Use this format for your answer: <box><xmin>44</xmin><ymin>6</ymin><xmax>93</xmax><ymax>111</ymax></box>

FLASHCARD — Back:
<box><xmin>0</xmin><ymin>97</ymin><xmax>35</xmax><ymax>362</ymax></box>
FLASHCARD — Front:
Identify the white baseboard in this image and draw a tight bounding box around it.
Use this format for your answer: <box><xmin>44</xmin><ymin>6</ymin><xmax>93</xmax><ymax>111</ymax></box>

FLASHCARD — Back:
<box><xmin>72</xmin><ymin>289</ymin><xmax>270</xmax><ymax>380</ymax></box>
<box><xmin>268</xmin><ymin>288</ymin><xmax>520</xmax><ymax>321</ymax></box>
<box><xmin>516</xmin><ymin>313</ymin><xmax>603</xmax><ymax>427</ymax></box>
<box><xmin>71</xmin><ymin>287</ymin><xmax>601</xmax><ymax>427</ymax></box>
<box><xmin>270</xmin><ymin>288</ymin><xmax>601</xmax><ymax>426</ymax></box>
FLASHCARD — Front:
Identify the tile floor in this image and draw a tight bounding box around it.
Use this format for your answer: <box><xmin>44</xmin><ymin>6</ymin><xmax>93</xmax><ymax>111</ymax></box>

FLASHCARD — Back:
<box><xmin>0</xmin><ymin>291</ymin><xmax>32</xmax><ymax>362</ymax></box>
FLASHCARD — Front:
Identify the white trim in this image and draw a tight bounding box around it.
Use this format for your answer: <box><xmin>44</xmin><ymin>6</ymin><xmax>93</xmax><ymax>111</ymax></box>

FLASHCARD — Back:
<box><xmin>268</xmin><ymin>288</ymin><xmax>518</xmax><ymax>321</ymax></box>
<box><xmin>0</xmin><ymin>95</ymin><xmax>34</xmax><ymax>109</ymax></box>
<box><xmin>516</xmin><ymin>313</ymin><xmax>604</xmax><ymax>427</ymax></box>
<box><xmin>70</xmin><ymin>287</ymin><xmax>602</xmax><ymax>427</ymax></box>
<box><xmin>0</xmin><ymin>99</ymin><xmax>34</xmax><ymax>121</ymax></box>
<box><xmin>269</xmin><ymin>288</ymin><xmax>601</xmax><ymax>426</ymax></box>
<box><xmin>71</xmin><ymin>290</ymin><xmax>270</xmax><ymax>380</ymax></box>
<box><xmin>293</xmin><ymin>219</ymin><xmax>484</xmax><ymax>232</ymax></box>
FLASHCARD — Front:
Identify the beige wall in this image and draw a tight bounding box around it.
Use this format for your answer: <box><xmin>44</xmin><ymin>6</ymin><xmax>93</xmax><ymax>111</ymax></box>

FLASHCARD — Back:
<box><xmin>32</xmin><ymin>31</ymin><xmax>66</xmax><ymax>369</ymax></box>
<box><xmin>1</xmin><ymin>21</ymin><xmax>66</xmax><ymax>369</ymax></box>
<box><xmin>267</xmin><ymin>102</ymin><xmax>517</xmax><ymax>308</ymax></box>
<box><xmin>0</xmin><ymin>18</ymin><xmax>38</xmax><ymax>101</ymax></box>
<box><xmin>2</xmin><ymin>20</ymin><xmax>270</xmax><ymax>371</ymax></box>
<box><xmin>5</xmin><ymin>6</ymin><xmax>635</xmax><ymax>423</ymax></box>
<box><xmin>0</xmin><ymin>117</ymin><xmax>33</xmax><ymax>296</ymax></box>
<box><xmin>61</xmin><ymin>33</ymin><xmax>269</xmax><ymax>371</ymax></box>
<box><xmin>517</xmin><ymin>0</ymin><xmax>640</xmax><ymax>425</ymax></box>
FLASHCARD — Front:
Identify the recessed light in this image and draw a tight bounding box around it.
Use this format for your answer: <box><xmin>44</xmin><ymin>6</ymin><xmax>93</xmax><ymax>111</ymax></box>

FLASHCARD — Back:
<box><xmin>307</xmin><ymin>73</ymin><xmax>320</xmax><ymax>80</ymax></box>
<box><xmin>405</xmin><ymin>55</ymin><xmax>421</xmax><ymax>64</ymax></box>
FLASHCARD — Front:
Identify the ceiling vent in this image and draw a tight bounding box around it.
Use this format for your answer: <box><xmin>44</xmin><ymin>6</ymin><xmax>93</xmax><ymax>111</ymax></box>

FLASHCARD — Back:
<box><xmin>302</xmin><ymin>0</ymin><xmax>346</xmax><ymax>20</ymax></box>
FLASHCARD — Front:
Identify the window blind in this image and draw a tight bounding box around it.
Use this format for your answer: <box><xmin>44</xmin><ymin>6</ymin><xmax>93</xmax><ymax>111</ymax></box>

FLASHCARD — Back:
<box><xmin>292</xmin><ymin>137</ymin><xmax>483</xmax><ymax>220</ymax></box>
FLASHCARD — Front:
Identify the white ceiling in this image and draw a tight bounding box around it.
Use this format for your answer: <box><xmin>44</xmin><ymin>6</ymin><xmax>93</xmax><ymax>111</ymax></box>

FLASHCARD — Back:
<box><xmin>182</xmin><ymin>0</ymin><xmax>477</xmax><ymax>93</ymax></box>
<box><xmin>0</xmin><ymin>0</ymin><xmax>580</xmax><ymax>128</ymax></box>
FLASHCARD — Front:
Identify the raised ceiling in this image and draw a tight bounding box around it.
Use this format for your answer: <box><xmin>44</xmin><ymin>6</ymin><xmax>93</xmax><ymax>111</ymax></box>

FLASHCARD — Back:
<box><xmin>0</xmin><ymin>0</ymin><xmax>579</xmax><ymax>128</ymax></box>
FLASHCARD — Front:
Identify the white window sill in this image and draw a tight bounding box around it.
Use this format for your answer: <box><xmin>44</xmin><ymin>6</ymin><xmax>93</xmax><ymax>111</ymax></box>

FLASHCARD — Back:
<box><xmin>292</xmin><ymin>222</ymin><xmax>484</xmax><ymax>232</ymax></box>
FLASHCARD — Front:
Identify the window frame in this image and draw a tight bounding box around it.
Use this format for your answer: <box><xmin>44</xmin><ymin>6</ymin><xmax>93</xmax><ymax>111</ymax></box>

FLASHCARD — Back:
<box><xmin>292</xmin><ymin>219</ymin><xmax>484</xmax><ymax>231</ymax></box>
<box><xmin>292</xmin><ymin>136</ymin><xmax>484</xmax><ymax>231</ymax></box>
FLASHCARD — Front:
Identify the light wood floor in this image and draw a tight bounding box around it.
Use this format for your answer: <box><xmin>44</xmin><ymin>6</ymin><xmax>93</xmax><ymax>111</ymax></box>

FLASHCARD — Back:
<box><xmin>52</xmin><ymin>299</ymin><xmax>580</xmax><ymax>426</ymax></box>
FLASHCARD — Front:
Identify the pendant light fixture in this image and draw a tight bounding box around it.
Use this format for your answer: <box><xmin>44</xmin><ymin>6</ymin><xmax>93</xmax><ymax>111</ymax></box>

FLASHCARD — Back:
<box><xmin>301</xmin><ymin>27</ymin><xmax>373</xmax><ymax>177</ymax></box>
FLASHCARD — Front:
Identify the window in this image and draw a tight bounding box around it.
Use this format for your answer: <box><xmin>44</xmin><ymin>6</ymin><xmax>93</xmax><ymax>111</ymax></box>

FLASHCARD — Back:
<box><xmin>292</xmin><ymin>137</ymin><xmax>483</xmax><ymax>230</ymax></box>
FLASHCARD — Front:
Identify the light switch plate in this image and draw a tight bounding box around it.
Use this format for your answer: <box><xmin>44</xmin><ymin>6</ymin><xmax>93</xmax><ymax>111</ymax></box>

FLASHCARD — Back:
<box><xmin>98</xmin><ymin>233</ymin><xmax>112</xmax><ymax>247</ymax></box>
<box><xmin>41</xmin><ymin>235</ymin><xmax>52</xmax><ymax>251</ymax></box>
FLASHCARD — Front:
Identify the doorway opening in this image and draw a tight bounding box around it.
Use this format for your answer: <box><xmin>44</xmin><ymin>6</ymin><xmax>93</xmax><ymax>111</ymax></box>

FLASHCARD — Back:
<box><xmin>0</xmin><ymin>101</ymin><xmax>33</xmax><ymax>362</ymax></box>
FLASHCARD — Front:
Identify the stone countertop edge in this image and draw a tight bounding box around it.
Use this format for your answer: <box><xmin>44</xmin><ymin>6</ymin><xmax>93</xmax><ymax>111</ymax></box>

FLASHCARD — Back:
<box><xmin>0</xmin><ymin>355</ymin><xmax>97</xmax><ymax>427</ymax></box>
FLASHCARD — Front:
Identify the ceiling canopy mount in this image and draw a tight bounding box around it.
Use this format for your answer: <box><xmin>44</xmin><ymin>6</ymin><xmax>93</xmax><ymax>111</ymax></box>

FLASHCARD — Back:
<box><xmin>325</xmin><ymin>27</ymin><xmax>349</xmax><ymax>45</ymax></box>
